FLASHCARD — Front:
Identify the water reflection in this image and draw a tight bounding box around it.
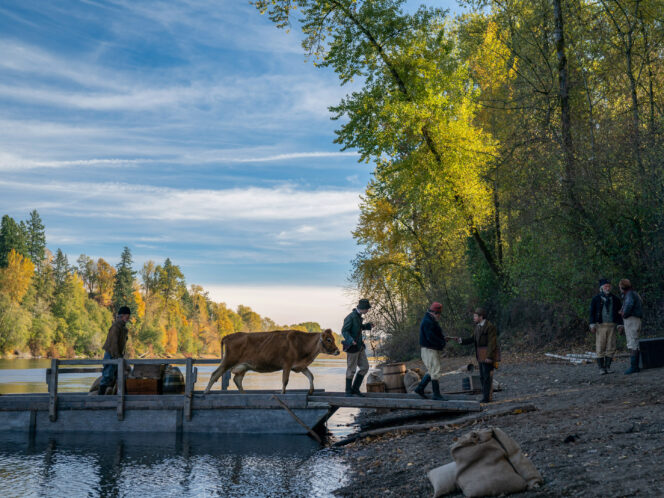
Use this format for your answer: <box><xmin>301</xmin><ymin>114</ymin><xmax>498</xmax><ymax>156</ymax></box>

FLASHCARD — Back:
<box><xmin>0</xmin><ymin>432</ymin><xmax>347</xmax><ymax>497</ymax></box>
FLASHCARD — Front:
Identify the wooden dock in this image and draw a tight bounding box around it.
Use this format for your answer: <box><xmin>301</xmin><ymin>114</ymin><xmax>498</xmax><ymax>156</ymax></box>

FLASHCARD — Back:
<box><xmin>0</xmin><ymin>358</ymin><xmax>481</xmax><ymax>436</ymax></box>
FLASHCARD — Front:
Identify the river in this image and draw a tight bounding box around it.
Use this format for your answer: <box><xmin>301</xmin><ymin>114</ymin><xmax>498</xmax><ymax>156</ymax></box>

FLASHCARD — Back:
<box><xmin>0</xmin><ymin>358</ymin><xmax>363</xmax><ymax>497</ymax></box>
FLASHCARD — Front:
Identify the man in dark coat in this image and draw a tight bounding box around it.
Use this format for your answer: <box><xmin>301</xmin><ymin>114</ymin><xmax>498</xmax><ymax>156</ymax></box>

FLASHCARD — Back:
<box><xmin>99</xmin><ymin>306</ymin><xmax>131</xmax><ymax>395</ymax></box>
<box><xmin>414</xmin><ymin>302</ymin><xmax>447</xmax><ymax>401</ymax></box>
<box><xmin>619</xmin><ymin>278</ymin><xmax>643</xmax><ymax>375</ymax></box>
<box><xmin>589</xmin><ymin>278</ymin><xmax>623</xmax><ymax>374</ymax></box>
<box><xmin>341</xmin><ymin>298</ymin><xmax>373</xmax><ymax>396</ymax></box>
<box><xmin>457</xmin><ymin>307</ymin><xmax>499</xmax><ymax>403</ymax></box>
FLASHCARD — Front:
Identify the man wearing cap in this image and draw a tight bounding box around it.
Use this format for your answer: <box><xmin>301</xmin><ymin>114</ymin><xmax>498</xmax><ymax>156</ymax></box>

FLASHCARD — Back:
<box><xmin>413</xmin><ymin>302</ymin><xmax>447</xmax><ymax>401</ymax></box>
<box><xmin>341</xmin><ymin>298</ymin><xmax>373</xmax><ymax>397</ymax></box>
<box><xmin>457</xmin><ymin>308</ymin><xmax>499</xmax><ymax>403</ymax></box>
<box><xmin>618</xmin><ymin>279</ymin><xmax>643</xmax><ymax>375</ymax></box>
<box><xmin>99</xmin><ymin>306</ymin><xmax>131</xmax><ymax>395</ymax></box>
<box><xmin>589</xmin><ymin>279</ymin><xmax>623</xmax><ymax>374</ymax></box>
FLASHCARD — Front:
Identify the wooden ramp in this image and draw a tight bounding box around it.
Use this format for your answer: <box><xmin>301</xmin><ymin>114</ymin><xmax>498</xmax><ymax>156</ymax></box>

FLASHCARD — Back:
<box><xmin>307</xmin><ymin>391</ymin><xmax>481</xmax><ymax>412</ymax></box>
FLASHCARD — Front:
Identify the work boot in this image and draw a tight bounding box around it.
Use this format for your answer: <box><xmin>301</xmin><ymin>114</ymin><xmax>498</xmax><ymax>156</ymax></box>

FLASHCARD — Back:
<box><xmin>624</xmin><ymin>351</ymin><xmax>640</xmax><ymax>375</ymax></box>
<box><xmin>431</xmin><ymin>380</ymin><xmax>444</xmax><ymax>401</ymax></box>
<box><xmin>597</xmin><ymin>357</ymin><xmax>607</xmax><ymax>374</ymax></box>
<box><xmin>345</xmin><ymin>378</ymin><xmax>353</xmax><ymax>397</ymax></box>
<box><xmin>414</xmin><ymin>373</ymin><xmax>431</xmax><ymax>399</ymax></box>
<box><xmin>604</xmin><ymin>357</ymin><xmax>612</xmax><ymax>373</ymax></box>
<box><xmin>351</xmin><ymin>373</ymin><xmax>365</xmax><ymax>397</ymax></box>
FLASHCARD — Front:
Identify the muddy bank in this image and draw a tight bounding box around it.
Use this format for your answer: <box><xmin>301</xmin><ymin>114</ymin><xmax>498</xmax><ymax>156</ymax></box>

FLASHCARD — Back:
<box><xmin>331</xmin><ymin>353</ymin><xmax>664</xmax><ymax>497</ymax></box>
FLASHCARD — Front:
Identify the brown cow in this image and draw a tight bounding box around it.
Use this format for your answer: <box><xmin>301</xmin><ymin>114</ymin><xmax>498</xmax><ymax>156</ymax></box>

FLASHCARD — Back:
<box><xmin>204</xmin><ymin>328</ymin><xmax>340</xmax><ymax>395</ymax></box>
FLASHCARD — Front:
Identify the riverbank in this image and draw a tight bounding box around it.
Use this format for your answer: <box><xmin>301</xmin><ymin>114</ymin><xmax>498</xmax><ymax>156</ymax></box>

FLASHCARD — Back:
<box><xmin>332</xmin><ymin>353</ymin><xmax>664</xmax><ymax>497</ymax></box>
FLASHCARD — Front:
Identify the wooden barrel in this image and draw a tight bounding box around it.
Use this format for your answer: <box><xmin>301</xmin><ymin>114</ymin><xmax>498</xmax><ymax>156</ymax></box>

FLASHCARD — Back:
<box><xmin>162</xmin><ymin>366</ymin><xmax>185</xmax><ymax>394</ymax></box>
<box><xmin>382</xmin><ymin>363</ymin><xmax>406</xmax><ymax>393</ymax></box>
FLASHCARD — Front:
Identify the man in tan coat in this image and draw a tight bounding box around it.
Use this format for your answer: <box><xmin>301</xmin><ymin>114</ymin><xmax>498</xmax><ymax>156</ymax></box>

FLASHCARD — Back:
<box><xmin>99</xmin><ymin>306</ymin><xmax>131</xmax><ymax>395</ymax></box>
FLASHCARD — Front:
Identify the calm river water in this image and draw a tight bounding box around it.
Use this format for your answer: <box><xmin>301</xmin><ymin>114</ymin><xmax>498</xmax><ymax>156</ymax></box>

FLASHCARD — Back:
<box><xmin>0</xmin><ymin>358</ymin><xmax>364</xmax><ymax>497</ymax></box>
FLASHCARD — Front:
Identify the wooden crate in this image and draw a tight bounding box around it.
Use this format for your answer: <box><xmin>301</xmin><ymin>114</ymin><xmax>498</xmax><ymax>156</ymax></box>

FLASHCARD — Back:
<box><xmin>126</xmin><ymin>377</ymin><xmax>161</xmax><ymax>395</ymax></box>
<box><xmin>366</xmin><ymin>381</ymin><xmax>386</xmax><ymax>393</ymax></box>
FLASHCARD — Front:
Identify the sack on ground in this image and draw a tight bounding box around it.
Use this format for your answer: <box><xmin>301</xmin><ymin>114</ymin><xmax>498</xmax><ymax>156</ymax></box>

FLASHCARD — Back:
<box><xmin>366</xmin><ymin>368</ymin><xmax>383</xmax><ymax>384</ymax></box>
<box><xmin>428</xmin><ymin>461</ymin><xmax>457</xmax><ymax>497</ymax></box>
<box><xmin>451</xmin><ymin>427</ymin><xmax>542</xmax><ymax>497</ymax></box>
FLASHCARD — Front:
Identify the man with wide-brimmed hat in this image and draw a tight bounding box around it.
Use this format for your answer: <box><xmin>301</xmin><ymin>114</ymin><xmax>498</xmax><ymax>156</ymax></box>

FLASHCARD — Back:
<box><xmin>341</xmin><ymin>298</ymin><xmax>373</xmax><ymax>396</ymax></box>
<box><xmin>618</xmin><ymin>278</ymin><xmax>643</xmax><ymax>375</ymax></box>
<box><xmin>99</xmin><ymin>305</ymin><xmax>131</xmax><ymax>395</ymax></box>
<box><xmin>414</xmin><ymin>302</ymin><xmax>448</xmax><ymax>401</ymax></box>
<box><xmin>457</xmin><ymin>307</ymin><xmax>500</xmax><ymax>403</ymax></box>
<box><xmin>589</xmin><ymin>278</ymin><xmax>623</xmax><ymax>374</ymax></box>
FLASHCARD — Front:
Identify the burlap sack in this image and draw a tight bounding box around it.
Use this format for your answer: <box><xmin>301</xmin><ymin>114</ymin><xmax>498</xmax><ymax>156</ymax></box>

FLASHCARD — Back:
<box><xmin>451</xmin><ymin>427</ymin><xmax>542</xmax><ymax>497</ymax></box>
<box><xmin>404</xmin><ymin>369</ymin><xmax>432</xmax><ymax>394</ymax></box>
<box><xmin>366</xmin><ymin>368</ymin><xmax>383</xmax><ymax>384</ymax></box>
<box><xmin>427</xmin><ymin>461</ymin><xmax>457</xmax><ymax>497</ymax></box>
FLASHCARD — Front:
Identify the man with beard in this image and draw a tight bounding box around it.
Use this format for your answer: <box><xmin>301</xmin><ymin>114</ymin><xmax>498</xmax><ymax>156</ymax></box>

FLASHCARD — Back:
<box><xmin>589</xmin><ymin>279</ymin><xmax>623</xmax><ymax>374</ymax></box>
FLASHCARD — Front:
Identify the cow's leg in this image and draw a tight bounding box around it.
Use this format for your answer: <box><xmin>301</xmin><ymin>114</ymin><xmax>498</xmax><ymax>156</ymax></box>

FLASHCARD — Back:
<box><xmin>204</xmin><ymin>362</ymin><xmax>229</xmax><ymax>394</ymax></box>
<box><xmin>233</xmin><ymin>368</ymin><xmax>247</xmax><ymax>392</ymax></box>
<box><xmin>281</xmin><ymin>367</ymin><xmax>291</xmax><ymax>394</ymax></box>
<box><xmin>301</xmin><ymin>367</ymin><xmax>315</xmax><ymax>395</ymax></box>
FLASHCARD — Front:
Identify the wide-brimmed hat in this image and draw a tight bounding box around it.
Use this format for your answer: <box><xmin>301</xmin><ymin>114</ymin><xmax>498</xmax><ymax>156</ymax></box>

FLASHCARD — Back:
<box><xmin>117</xmin><ymin>306</ymin><xmax>131</xmax><ymax>315</ymax></box>
<box><xmin>357</xmin><ymin>298</ymin><xmax>371</xmax><ymax>310</ymax></box>
<box><xmin>474</xmin><ymin>307</ymin><xmax>487</xmax><ymax>318</ymax></box>
<box><xmin>599</xmin><ymin>278</ymin><xmax>610</xmax><ymax>287</ymax></box>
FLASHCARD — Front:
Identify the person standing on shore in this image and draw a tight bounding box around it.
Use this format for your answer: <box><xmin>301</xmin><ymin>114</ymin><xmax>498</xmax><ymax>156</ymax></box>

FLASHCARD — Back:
<box><xmin>589</xmin><ymin>278</ymin><xmax>623</xmax><ymax>374</ymax></box>
<box><xmin>619</xmin><ymin>279</ymin><xmax>643</xmax><ymax>375</ymax></box>
<box><xmin>414</xmin><ymin>302</ymin><xmax>447</xmax><ymax>401</ymax></box>
<box><xmin>457</xmin><ymin>308</ymin><xmax>499</xmax><ymax>403</ymax></box>
<box><xmin>341</xmin><ymin>298</ymin><xmax>373</xmax><ymax>397</ymax></box>
<box><xmin>99</xmin><ymin>306</ymin><xmax>131</xmax><ymax>395</ymax></box>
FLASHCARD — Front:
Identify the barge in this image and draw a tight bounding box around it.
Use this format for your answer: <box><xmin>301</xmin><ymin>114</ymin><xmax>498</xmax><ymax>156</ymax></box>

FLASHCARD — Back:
<box><xmin>0</xmin><ymin>358</ymin><xmax>480</xmax><ymax>437</ymax></box>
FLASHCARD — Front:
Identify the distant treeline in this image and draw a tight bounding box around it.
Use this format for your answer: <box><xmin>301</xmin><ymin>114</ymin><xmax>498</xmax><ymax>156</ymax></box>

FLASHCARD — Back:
<box><xmin>0</xmin><ymin>211</ymin><xmax>327</xmax><ymax>358</ymax></box>
<box><xmin>256</xmin><ymin>1</ymin><xmax>664</xmax><ymax>359</ymax></box>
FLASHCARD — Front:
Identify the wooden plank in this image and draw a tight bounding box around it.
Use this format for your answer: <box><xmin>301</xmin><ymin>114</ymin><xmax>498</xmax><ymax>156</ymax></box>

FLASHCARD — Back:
<box><xmin>271</xmin><ymin>395</ymin><xmax>322</xmax><ymax>444</ymax></box>
<box><xmin>309</xmin><ymin>391</ymin><xmax>471</xmax><ymax>401</ymax></box>
<box><xmin>184</xmin><ymin>358</ymin><xmax>193</xmax><ymax>421</ymax></box>
<box><xmin>309</xmin><ymin>395</ymin><xmax>481</xmax><ymax>412</ymax></box>
<box><xmin>116</xmin><ymin>358</ymin><xmax>125</xmax><ymax>421</ymax></box>
<box><xmin>48</xmin><ymin>359</ymin><xmax>58</xmax><ymax>422</ymax></box>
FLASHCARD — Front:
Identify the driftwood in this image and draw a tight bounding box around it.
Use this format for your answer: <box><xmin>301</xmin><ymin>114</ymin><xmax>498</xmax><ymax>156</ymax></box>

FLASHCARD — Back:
<box><xmin>332</xmin><ymin>403</ymin><xmax>537</xmax><ymax>447</ymax></box>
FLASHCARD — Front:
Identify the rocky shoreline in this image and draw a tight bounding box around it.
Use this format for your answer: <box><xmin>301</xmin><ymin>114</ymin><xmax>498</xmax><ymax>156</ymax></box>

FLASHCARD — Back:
<box><xmin>331</xmin><ymin>353</ymin><xmax>664</xmax><ymax>497</ymax></box>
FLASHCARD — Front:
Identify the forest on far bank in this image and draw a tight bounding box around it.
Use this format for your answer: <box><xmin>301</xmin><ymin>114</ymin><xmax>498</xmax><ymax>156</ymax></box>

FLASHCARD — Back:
<box><xmin>0</xmin><ymin>211</ymin><xmax>332</xmax><ymax>358</ymax></box>
<box><xmin>255</xmin><ymin>0</ymin><xmax>664</xmax><ymax>360</ymax></box>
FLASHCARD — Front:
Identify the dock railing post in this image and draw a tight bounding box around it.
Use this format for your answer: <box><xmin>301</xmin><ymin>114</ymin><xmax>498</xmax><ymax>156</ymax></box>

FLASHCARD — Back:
<box><xmin>185</xmin><ymin>358</ymin><xmax>193</xmax><ymax>421</ymax></box>
<box><xmin>48</xmin><ymin>358</ymin><xmax>59</xmax><ymax>422</ymax></box>
<box><xmin>117</xmin><ymin>358</ymin><xmax>125</xmax><ymax>421</ymax></box>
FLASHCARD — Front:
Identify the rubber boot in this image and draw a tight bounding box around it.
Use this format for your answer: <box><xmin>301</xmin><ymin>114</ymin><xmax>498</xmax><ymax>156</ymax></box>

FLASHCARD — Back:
<box><xmin>345</xmin><ymin>377</ymin><xmax>353</xmax><ymax>397</ymax></box>
<box><xmin>597</xmin><ymin>357</ymin><xmax>607</xmax><ymax>374</ymax></box>
<box><xmin>604</xmin><ymin>357</ymin><xmax>612</xmax><ymax>373</ymax></box>
<box><xmin>624</xmin><ymin>351</ymin><xmax>640</xmax><ymax>374</ymax></box>
<box><xmin>431</xmin><ymin>380</ymin><xmax>444</xmax><ymax>401</ymax></box>
<box><xmin>414</xmin><ymin>373</ymin><xmax>431</xmax><ymax>399</ymax></box>
<box><xmin>351</xmin><ymin>373</ymin><xmax>365</xmax><ymax>397</ymax></box>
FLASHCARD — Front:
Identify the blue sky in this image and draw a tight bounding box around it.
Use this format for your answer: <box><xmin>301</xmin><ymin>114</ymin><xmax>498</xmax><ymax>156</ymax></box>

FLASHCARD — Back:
<box><xmin>0</xmin><ymin>0</ymin><xmax>458</xmax><ymax>328</ymax></box>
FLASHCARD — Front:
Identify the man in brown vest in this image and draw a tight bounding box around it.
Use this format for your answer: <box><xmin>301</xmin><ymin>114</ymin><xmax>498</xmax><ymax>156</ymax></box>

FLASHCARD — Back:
<box><xmin>99</xmin><ymin>306</ymin><xmax>131</xmax><ymax>395</ymax></box>
<box><xmin>458</xmin><ymin>307</ymin><xmax>499</xmax><ymax>403</ymax></box>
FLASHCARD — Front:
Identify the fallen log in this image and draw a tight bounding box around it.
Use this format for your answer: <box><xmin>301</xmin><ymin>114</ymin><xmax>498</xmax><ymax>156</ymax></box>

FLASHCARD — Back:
<box><xmin>332</xmin><ymin>403</ymin><xmax>537</xmax><ymax>447</ymax></box>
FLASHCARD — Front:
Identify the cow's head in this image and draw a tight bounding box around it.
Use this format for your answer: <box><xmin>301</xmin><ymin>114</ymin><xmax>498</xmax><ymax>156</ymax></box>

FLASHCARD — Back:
<box><xmin>320</xmin><ymin>328</ymin><xmax>340</xmax><ymax>355</ymax></box>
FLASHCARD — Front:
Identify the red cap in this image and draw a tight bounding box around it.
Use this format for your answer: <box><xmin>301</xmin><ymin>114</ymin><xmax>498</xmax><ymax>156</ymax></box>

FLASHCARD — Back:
<box><xmin>429</xmin><ymin>302</ymin><xmax>443</xmax><ymax>313</ymax></box>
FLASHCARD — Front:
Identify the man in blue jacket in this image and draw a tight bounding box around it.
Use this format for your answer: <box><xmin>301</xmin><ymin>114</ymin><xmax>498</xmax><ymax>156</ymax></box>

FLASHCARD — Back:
<box><xmin>589</xmin><ymin>278</ymin><xmax>623</xmax><ymax>374</ymax></box>
<box><xmin>414</xmin><ymin>302</ymin><xmax>447</xmax><ymax>400</ymax></box>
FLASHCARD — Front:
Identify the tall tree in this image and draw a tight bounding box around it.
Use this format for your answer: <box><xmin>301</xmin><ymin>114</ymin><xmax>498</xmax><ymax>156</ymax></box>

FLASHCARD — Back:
<box><xmin>0</xmin><ymin>215</ymin><xmax>28</xmax><ymax>267</ymax></box>
<box><xmin>25</xmin><ymin>210</ymin><xmax>46</xmax><ymax>270</ymax></box>
<box><xmin>112</xmin><ymin>246</ymin><xmax>137</xmax><ymax>315</ymax></box>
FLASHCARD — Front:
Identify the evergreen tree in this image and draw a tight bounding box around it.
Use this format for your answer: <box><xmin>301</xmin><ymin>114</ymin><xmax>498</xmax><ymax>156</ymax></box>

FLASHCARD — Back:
<box><xmin>0</xmin><ymin>215</ymin><xmax>28</xmax><ymax>267</ymax></box>
<box><xmin>52</xmin><ymin>249</ymin><xmax>71</xmax><ymax>290</ymax></box>
<box><xmin>26</xmin><ymin>210</ymin><xmax>46</xmax><ymax>270</ymax></box>
<box><xmin>112</xmin><ymin>246</ymin><xmax>137</xmax><ymax>315</ymax></box>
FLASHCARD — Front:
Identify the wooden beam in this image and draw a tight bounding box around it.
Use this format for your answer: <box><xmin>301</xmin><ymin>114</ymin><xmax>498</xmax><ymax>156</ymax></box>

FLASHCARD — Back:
<box><xmin>272</xmin><ymin>395</ymin><xmax>322</xmax><ymax>444</ymax></box>
<box><xmin>309</xmin><ymin>395</ymin><xmax>480</xmax><ymax>412</ymax></box>
<box><xmin>48</xmin><ymin>359</ymin><xmax>58</xmax><ymax>422</ymax></box>
<box><xmin>184</xmin><ymin>358</ymin><xmax>193</xmax><ymax>421</ymax></box>
<box><xmin>116</xmin><ymin>359</ymin><xmax>125</xmax><ymax>421</ymax></box>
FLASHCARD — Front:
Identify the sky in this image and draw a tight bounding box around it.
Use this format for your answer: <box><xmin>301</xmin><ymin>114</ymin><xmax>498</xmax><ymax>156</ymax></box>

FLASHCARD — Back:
<box><xmin>0</xmin><ymin>0</ymin><xmax>459</xmax><ymax>330</ymax></box>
